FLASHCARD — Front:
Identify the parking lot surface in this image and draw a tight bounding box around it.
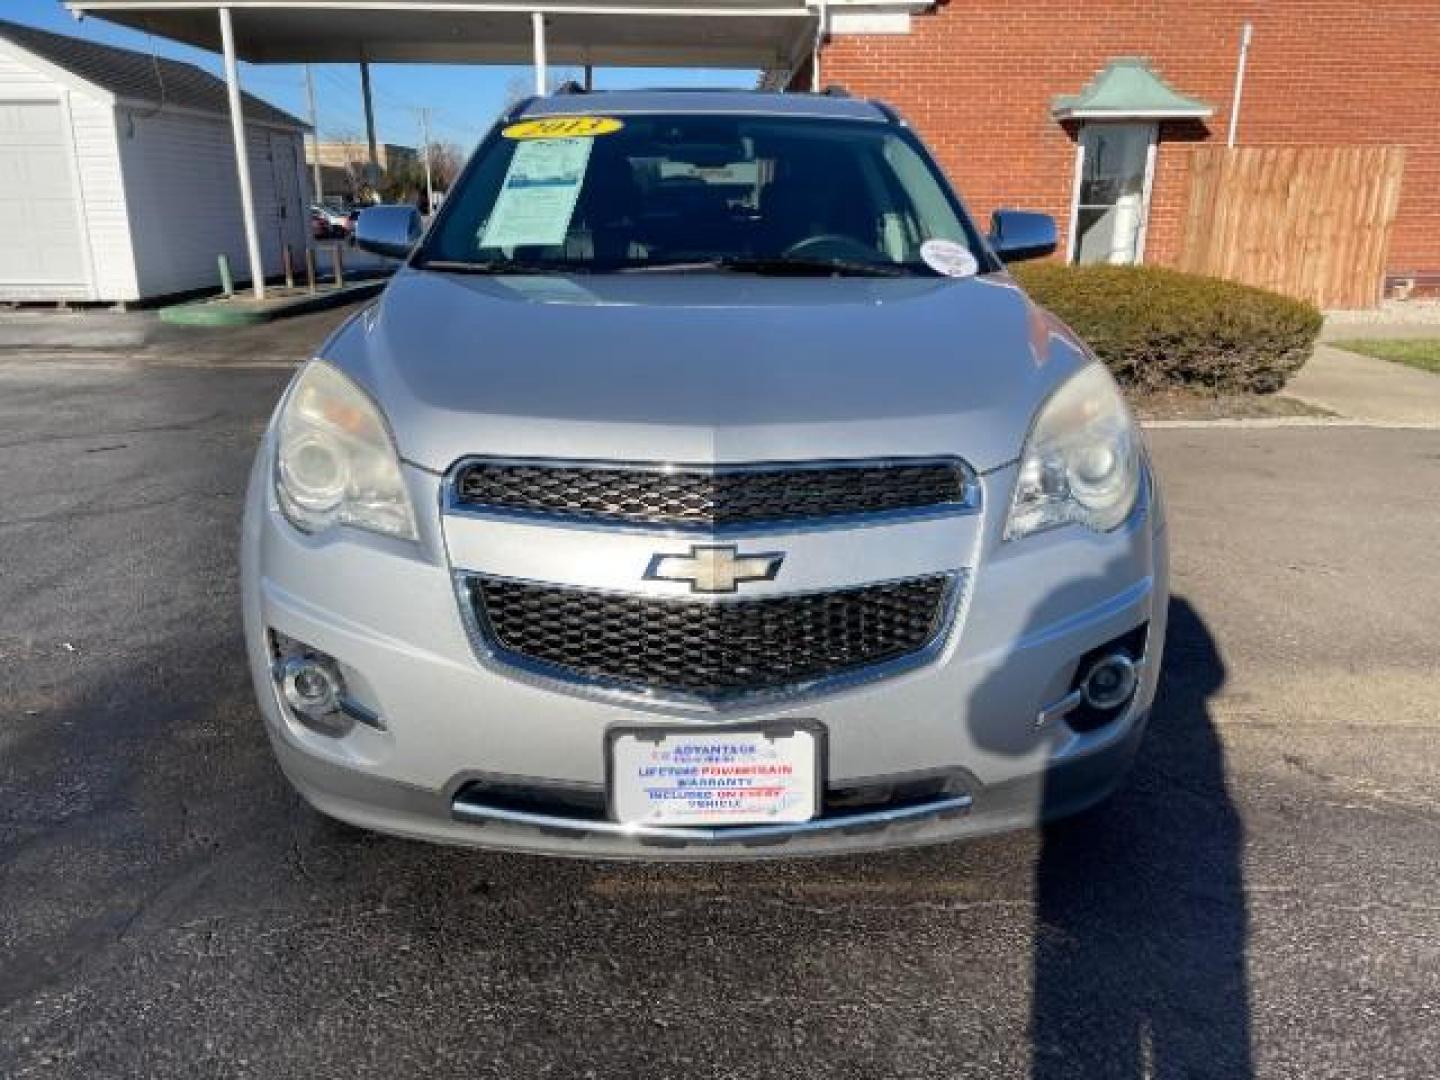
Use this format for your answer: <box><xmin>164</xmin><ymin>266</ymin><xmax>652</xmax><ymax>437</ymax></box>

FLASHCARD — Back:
<box><xmin>1</xmin><ymin>309</ymin><xmax>1437</xmax><ymax>1078</ymax></box>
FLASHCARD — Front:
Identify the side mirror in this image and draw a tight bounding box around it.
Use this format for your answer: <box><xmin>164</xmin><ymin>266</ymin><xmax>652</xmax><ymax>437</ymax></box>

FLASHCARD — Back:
<box><xmin>355</xmin><ymin>205</ymin><xmax>423</xmax><ymax>260</ymax></box>
<box><xmin>988</xmin><ymin>210</ymin><xmax>1058</xmax><ymax>263</ymax></box>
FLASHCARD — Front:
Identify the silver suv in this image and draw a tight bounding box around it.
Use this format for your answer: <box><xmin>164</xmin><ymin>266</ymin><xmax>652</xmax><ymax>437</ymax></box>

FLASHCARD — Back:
<box><xmin>241</xmin><ymin>90</ymin><xmax>1168</xmax><ymax>859</ymax></box>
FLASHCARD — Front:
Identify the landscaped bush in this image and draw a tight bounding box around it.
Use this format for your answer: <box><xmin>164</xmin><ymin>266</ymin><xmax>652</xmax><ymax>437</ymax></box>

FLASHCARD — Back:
<box><xmin>1012</xmin><ymin>263</ymin><xmax>1323</xmax><ymax>394</ymax></box>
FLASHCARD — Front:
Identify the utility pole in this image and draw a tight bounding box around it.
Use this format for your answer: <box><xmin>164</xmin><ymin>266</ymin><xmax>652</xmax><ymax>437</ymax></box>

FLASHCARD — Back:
<box><xmin>359</xmin><ymin>59</ymin><xmax>380</xmax><ymax>190</ymax></box>
<box><xmin>418</xmin><ymin>106</ymin><xmax>436</xmax><ymax>214</ymax></box>
<box><xmin>304</xmin><ymin>65</ymin><xmax>324</xmax><ymax>204</ymax></box>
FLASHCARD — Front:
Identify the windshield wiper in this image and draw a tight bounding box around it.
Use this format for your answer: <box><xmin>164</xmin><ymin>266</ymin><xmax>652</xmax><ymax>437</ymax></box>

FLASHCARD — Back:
<box><xmin>617</xmin><ymin>255</ymin><xmax>912</xmax><ymax>278</ymax></box>
<box><xmin>721</xmin><ymin>255</ymin><xmax>911</xmax><ymax>277</ymax></box>
<box><xmin>421</xmin><ymin>255</ymin><xmax>917</xmax><ymax>277</ymax></box>
<box><xmin>416</xmin><ymin>258</ymin><xmax>591</xmax><ymax>275</ymax></box>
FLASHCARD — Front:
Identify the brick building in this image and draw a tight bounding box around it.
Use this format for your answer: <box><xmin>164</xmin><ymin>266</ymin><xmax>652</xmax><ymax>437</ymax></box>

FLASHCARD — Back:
<box><xmin>306</xmin><ymin>140</ymin><xmax>419</xmax><ymax>201</ymax></box>
<box><xmin>797</xmin><ymin>0</ymin><xmax>1439</xmax><ymax>295</ymax></box>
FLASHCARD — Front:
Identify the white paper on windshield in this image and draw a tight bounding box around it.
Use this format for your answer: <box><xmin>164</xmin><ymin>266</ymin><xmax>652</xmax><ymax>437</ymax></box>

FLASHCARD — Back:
<box><xmin>479</xmin><ymin>136</ymin><xmax>593</xmax><ymax>249</ymax></box>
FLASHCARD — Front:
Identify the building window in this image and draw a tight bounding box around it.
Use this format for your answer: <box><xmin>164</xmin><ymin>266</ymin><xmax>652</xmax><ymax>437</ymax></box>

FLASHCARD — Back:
<box><xmin>1069</xmin><ymin>122</ymin><xmax>1158</xmax><ymax>265</ymax></box>
<box><xmin>1051</xmin><ymin>58</ymin><xmax>1213</xmax><ymax>265</ymax></box>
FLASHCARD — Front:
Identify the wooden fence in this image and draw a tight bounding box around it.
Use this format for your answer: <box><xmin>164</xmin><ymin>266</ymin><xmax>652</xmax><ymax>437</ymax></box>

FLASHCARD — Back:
<box><xmin>1178</xmin><ymin>146</ymin><xmax>1406</xmax><ymax>309</ymax></box>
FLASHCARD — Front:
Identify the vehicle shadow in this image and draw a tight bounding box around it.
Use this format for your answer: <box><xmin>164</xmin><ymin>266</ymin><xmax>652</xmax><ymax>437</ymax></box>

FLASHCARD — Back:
<box><xmin>0</xmin><ymin>557</ymin><xmax>1255</xmax><ymax>1080</ymax></box>
<box><xmin>1028</xmin><ymin>597</ymin><xmax>1252</xmax><ymax>1079</ymax></box>
<box><xmin>250</xmin><ymin>595</ymin><xmax>1255</xmax><ymax>1079</ymax></box>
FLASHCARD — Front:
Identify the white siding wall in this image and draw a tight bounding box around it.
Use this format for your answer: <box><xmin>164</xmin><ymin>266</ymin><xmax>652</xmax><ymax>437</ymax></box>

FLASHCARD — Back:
<box><xmin>119</xmin><ymin>109</ymin><xmax>310</xmax><ymax>298</ymax></box>
<box><xmin>0</xmin><ymin>47</ymin><xmax>138</xmax><ymax>301</ymax></box>
<box><xmin>67</xmin><ymin>92</ymin><xmax>137</xmax><ymax>300</ymax></box>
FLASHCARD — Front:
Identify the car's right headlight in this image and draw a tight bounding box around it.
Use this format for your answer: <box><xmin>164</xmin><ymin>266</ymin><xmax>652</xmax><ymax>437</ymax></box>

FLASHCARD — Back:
<box><xmin>1004</xmin><ymin>363</ymin><xmax>1141</xmax><ymax>541</ymax></box>
<box><xmin>274</xmin><ymin>361</ymin><xmax>418</xmax><ymax>541</ymax></box>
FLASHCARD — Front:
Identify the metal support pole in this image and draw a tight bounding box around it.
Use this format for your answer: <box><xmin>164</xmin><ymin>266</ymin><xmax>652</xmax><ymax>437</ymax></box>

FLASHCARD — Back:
<box><xmin>219</xmin><ymin>7</ymin><xmax>265</xmax><ymax>299</ymax></box>
<box><xmin>304</xmin><ymin>248</ymin><xmax>317</xmax><ymax>294</ymax></box>
<box><xmin>532</xmin><ymin>12</ymin><xmax>548</xmax><ymax>96</ymax></box>
<box><xmin>360</xmin><ymin>59</ymin><xmax>380</xmax><ymax>186</ymax></box>
<box><xmin>811</xmin><ymin>0</ymin><xmax>828</xmax><ymax>93</ymax></box>
<box><xmin>1227</xmin><ymin>22</ymin><xmax>1254</xmax><ymax>149</ymax></box>
<box><xmin>583</xmin><ymin>64</ymin><xmax>593</xmax><ymax>91</ymax></box>
<box><xmin>304</xmin><ymin>64</ymin><xmax>324</xmax><ymax>203</ymax></box>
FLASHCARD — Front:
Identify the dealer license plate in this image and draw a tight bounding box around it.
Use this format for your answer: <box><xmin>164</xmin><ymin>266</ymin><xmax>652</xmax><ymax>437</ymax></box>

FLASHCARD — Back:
<box><xmin>609</xmin><ymin>727</ymin><xmax>820</xmax><ymax>827</ymax></box>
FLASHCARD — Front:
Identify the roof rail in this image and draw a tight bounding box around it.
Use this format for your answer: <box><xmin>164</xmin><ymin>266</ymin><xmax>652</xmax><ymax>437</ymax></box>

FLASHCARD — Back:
<box><xmin>821</xmin><ymin>84</ymin><xmax>850</xmax><ymax>97</ymax></box>
<box><xmin>871</xmin><ymin>99</ymin><xmax>906</xmax><ymax>126</ymax></box>
<box><xmin>503</xmin><ymin>94</ymin><xmax>540</xmax><ymax>121</ymax></box>
<box><xmin>552</xmin><ymin>80</ymin><xmax>587</xmax><ymax>95</ymax></box>
<box><xmin>589</xmin><ymin>86</ymin><xmax>768</xmax><ymax>94</ymax></box>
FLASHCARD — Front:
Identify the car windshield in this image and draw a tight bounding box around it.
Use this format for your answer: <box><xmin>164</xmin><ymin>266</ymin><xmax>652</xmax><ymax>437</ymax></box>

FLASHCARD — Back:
<box><xmin>418</xmin><ymin>112</ymin><xmax>988</xmax><ymax>277</ymax></box>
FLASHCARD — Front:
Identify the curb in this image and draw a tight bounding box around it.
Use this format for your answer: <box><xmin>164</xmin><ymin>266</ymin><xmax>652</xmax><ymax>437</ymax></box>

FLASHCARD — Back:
<box><xmin>158</xmin><ymin>280</ymin><xmax>385</xmax><ymax>327</ymax></box>
<box><xmin>1142</xmin><ymin>416</ymin><xmax>1440</xmax><ymax>431</ymax></box>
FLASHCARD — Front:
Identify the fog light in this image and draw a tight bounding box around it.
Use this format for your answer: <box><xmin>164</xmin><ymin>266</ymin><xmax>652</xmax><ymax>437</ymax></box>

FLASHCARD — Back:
<box><xmin>1080</xmin><ymin>653</ymin><xmax>1139</xmax><ymax>711</ymax></box>
<box><xmin>279</xmin><ymin>655</ymin><xmax>343</xmax><ymax>717</ymax></box>
<box><xmin>269</xmin><ymin>632</ymin><xmax>385</xmax><ymax>734</ymax></box>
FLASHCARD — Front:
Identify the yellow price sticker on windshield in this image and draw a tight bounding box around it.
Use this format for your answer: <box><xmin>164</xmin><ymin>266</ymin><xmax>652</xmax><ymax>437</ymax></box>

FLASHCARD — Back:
<box><xmin>502</xmin><ymin>116</ymin><xmax>624</xmax><ymax>140</ymax></box>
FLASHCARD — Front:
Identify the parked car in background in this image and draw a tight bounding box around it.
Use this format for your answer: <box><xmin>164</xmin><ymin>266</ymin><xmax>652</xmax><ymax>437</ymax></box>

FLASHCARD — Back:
<box><xmin>244</xmin><ymin>90</ymin><xmax>1168</xmax><ymax>860</ymax></box>
<box><xmin>309</xmin><ymin>206</ymin><xmax>333</xmax><ymax>241</ymax></box>
<box><xmin>310</xmin><ymin>203</ymin><xmax>355</xmax><ymax>240</ymax></box>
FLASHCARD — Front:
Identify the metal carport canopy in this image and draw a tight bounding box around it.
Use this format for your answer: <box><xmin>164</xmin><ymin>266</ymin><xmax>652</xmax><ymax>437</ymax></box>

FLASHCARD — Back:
<box><xmin>61</xmin><ymin>1</ymin><xmax>821</xmax><ymax>69</ymax></box>
<box><xmin>58</xmin><ymin>0</ymin><xmax>867</xmax><ymax>300</ymax></box>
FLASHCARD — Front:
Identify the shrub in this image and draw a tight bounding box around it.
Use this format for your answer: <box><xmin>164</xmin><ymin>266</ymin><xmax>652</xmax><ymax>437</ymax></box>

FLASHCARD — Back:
<box><xmin>1012</xmin><ymin>263</ymin><xmax>1323</xmax><ymax>394</ymax></box>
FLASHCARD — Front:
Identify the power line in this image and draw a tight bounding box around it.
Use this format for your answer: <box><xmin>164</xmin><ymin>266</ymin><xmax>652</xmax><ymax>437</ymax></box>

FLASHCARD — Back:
<box><xmin>431</xmin><ymin>112</ymin><xmax>486</xmax><ymax>134</ymax></box>
<box><xmin>429</xmin><ymin>105</ymin><xmax>492</xmax><ymax>134</ymax></box>
<box><xmin>307</xmin><ymin>67</ymin><xmax>495</xmax><ymax>146</ymax></box>
<box><xmin>316</xmin><ymin>65</ymin><xmax>426</xmax><ymax>114</ymax></box>
<box><xmin>313</xmin><ymin>69</ymin><xmax>417</xmax><ymax>132</ymax></box>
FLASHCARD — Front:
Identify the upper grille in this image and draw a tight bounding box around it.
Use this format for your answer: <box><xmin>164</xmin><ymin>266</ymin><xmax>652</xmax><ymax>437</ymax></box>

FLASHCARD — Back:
<box><xmin>470</xmin><ymin>574</ymin><xmax>955</xmax><ymax>702</ymax></box>
<box><xmin>452</xmin><ymin>460</ymin><xmax>972</xmax><ymax>528</ymax></box>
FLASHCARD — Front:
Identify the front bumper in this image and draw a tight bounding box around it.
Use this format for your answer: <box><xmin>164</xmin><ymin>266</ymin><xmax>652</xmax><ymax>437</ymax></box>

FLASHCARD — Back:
<box><xmin>264</xmin><ymin>705</ymin><xmax>1150</xmax><ymax>859</ymax></box>
<box><xmin>242</xmin><ymin>442</ymin><xmax>1169</xmax><ymax>860</ymax></box>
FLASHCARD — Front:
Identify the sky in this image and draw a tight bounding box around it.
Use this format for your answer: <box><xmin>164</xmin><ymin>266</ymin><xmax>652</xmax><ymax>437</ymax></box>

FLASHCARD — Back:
<box><xmin>3</xmin><ymin>0</ymin><xmax>759</xmax><ymax>149</ymax></box>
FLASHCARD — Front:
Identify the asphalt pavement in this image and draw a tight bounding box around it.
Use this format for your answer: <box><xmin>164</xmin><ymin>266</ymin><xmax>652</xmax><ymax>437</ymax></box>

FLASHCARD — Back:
<box><xmin>1</xmin><ymin>308</ymin><xmax>1437</xmax><ymax>1079</ymax></box>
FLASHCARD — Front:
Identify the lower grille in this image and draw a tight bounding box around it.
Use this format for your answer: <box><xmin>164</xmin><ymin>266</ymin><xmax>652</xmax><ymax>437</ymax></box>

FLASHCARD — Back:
<box><xmin>469</xmin><ymin>574</ymin><xmax>956</xmax><ymax>702</ymax></box>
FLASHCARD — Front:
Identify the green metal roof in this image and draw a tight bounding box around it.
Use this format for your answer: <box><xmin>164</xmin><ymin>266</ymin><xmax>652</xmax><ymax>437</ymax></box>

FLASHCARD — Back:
<box><xmin>1052</xmin><ymin>57</ymin><xmax>1213</xmax><ymax>121</ymax></box>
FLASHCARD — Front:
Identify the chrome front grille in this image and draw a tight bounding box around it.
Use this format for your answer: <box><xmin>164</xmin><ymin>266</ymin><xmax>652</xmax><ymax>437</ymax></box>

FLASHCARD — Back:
<box><xmin>452</xmin><ymin>458</ymin><xmax>975</xmax><ymax>528</ymax></box>
<box><xmin>467</xmin><ymin>574</ymin><xmax>958</xmax><ymax>703</ymax></box>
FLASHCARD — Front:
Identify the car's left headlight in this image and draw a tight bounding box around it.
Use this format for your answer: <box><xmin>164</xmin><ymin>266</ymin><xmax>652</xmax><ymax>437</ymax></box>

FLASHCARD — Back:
<box><xmin>1005</xmin><ymin>363</ymin><xmax>1141</xmax><ymax>541</ymax></box>
<box><xmin>274</xmin><ymin>360</ymin><xmax>418</xmax><ymax>541</ymax></box>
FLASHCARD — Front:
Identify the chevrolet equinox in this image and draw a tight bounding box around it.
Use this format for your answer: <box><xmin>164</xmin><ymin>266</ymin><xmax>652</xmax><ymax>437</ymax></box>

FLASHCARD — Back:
<box><xmin>241</xmin><ymin>90</ymin><xmax>1169</xmax><ymax>859</ymax></box>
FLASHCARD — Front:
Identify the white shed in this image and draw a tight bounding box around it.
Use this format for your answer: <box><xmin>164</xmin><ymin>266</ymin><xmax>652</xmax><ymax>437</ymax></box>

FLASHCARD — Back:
<box><xmin>0</xmin><ymin>18</ymin><xmax>310</xmax><ymax>303</ymax></box>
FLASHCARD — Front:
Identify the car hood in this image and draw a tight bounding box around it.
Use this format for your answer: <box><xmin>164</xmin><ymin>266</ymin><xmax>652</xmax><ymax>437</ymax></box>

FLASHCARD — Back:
<box><xmin>321</xmin><ymin>267</ymin><xmax>1091</xmax><ymax>474</ymax></box>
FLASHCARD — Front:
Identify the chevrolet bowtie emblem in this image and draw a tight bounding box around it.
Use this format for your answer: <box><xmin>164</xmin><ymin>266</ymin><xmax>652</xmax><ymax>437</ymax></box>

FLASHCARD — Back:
<box><xmin>644</xmin><ymin>544</ymin><xmax>785</xmax><ymax>595</ymax></box>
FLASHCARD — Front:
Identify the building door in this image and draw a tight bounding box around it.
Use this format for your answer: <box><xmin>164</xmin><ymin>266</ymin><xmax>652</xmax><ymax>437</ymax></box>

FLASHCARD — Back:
<box><xmin>269</xmin><ymin>131</ymin><xmax>306</xmax><ymax>258</ymax></box>
<box><xmin>0</xmin><ymin>100</ymin><xmax>88</xmax><ymax>291</ymax></box>
<box><xmin>1069</xmin><ymin>122</ymin><xmax>1157</xmax><ymax>265</ymax></box>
